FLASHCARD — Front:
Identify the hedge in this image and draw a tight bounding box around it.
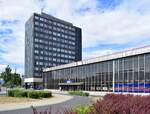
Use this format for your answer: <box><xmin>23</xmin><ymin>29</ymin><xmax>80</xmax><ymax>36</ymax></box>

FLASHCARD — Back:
<box><xmin>14</xmin><ymin>90</ymin><xmax>28</xmax><ymax>97</ymax></box>
<box><xmin>68</xmin><ymin>91</ymin><xmax>89</xmax><ymax>96</ymax></box>
<box><xmin>8</xmin><ymin>89</ymin><xmax>52</xmax><ymax>99</ymax></box>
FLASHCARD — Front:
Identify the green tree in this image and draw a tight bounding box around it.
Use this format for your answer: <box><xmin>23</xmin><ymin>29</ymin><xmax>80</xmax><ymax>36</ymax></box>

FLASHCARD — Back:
<box><xmin>11</xmin><ymin>73</ymin><xmax>21</xmax><ymax>86</ymax></box>
<box><xmin>1</xmin><ymin>65</ymin><xmax>12</xmax><ymax>84</ymax></box>
<box><xmin>0</xmin><ymin>65</ymin><xmax>21</xmax><ymax>87</ymax></box>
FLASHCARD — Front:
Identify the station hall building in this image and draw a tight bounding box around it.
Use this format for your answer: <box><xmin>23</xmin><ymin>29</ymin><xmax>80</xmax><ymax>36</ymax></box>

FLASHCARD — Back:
<box><xmin>43</xmin><ymin>45</ymin><xmax>150</xmax><ymax>93</ymax></box>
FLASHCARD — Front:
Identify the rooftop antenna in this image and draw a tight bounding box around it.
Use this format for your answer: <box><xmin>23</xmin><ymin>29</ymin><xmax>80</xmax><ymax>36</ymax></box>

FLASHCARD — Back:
<box><xmin>15</xmin><ymin>68</ymin><xmax>17</xmax><ymax>74</ymax></box>
<box><xmin>41</xmin><ymin>3</ymin><xmax>45</xmax><ymax>13</ymax></box>
<box><xmin>41</xmin><ymin>7</ymin><xmax>44</xmax><ymax>13</ymax></box>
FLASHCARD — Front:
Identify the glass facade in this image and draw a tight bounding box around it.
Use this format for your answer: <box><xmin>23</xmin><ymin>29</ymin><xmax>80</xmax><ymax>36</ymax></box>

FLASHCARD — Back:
<box><xmin>114</xmin><ymin>54</ymin><xmax>150</xmax><ymax>93</ymax></box>
<box><xmin>25</xmin><ymin>13</ymin><xmax>82</xmax><ymax>78</ymax></box>
<box><xmin>43</xmin><ymin>53</ymin><xmax>150</xmax><ymax>93</ymax></box>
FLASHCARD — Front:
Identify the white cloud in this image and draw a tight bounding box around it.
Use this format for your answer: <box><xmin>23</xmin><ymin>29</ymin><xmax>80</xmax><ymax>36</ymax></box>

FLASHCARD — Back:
<box><xmin>0</xmin><ymin>0</ymin><xmax>150</xmax><ymax>74</ymax></box>
<box><xmin>0</xmin><ymin>65</ymin><xmax>6</xmax><ymax>73</ymax></box>
<box><xmin>83</xmin><ymin>49</ymin><xmax>116</xmax><ymax>60</ymax></box>
<box><xmin>43</xmin><ymin>0</ymin><xmax>150</xmax><ymax>48</ymax></box>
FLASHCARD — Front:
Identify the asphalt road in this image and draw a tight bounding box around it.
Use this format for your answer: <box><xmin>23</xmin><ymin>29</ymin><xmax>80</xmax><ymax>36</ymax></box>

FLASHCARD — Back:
<box><xmin>0</xmin><ymin>95</ymin><xmax>91</xmax><ymax>114</ymax></box>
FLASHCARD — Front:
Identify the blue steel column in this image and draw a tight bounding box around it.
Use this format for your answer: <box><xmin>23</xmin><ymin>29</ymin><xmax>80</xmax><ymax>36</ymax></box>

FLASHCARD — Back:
<box><xmin>113</xmin><ymin>60</ymin><xmax>115</xmax><ymax>92</ymax></box>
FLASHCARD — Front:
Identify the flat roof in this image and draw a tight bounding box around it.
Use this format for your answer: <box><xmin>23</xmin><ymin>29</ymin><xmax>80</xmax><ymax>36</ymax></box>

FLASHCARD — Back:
<box><xmin>35</xmin><ymin>12</ymin><xmax>73</xmax><ymax>26</ymax></box>
<box><xmin>44</xmin><ymin>45</ymin><xmax>150</xmax><ymax>72</ymax></box>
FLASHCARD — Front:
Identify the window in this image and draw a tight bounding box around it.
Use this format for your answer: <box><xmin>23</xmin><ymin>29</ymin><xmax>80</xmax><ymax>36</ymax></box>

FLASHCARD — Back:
<box><xmin>53</xmin><ymin>27</ymin><xmax>57</xmax><ymax>30</ymax></box>
<box><xmin>40</xmin><ymin>51</ymin><xmax>43</xmax><ymax>54</ymax></box>
<box><xmin>35</xmin><ymin>39</ymin><xmax>39</xmax><ymax>43</ymax></box>
<box><xmin>44</xmin><ymin>57</ymin><xmax>48</xmax><ymax>60</ymax></box>
<box><xmin>35</xmin><ymin>21</ymin><xmax>39</xmax><ymax>25</ymax></box>
<box><xmin>61</xmin><ymin>29</ymin><xmax>64</xmax><ymax>33</ymax></box>
<box><xmin>40</xmin><ymin>23</ymin><xmax>43</xmax><ymax>27</ymax></box>
<box><xmin>48</xmin><ymin>26</ymin><xmax>52</xmax><ymax>29</ymax></box>
<box><xmin>36</xmin><ymin>61</ymin><xmax>39</xmax><ymax>65</ymax></box>
<box><xmin>53</xmin><ymin>32</ymin><xmax>56</xmax><ymax>36</ymax></box>
<box><xmin>61</xmin><ymin>24</ymin><xmax>64</xmax><ymax>28</ymax></box>
<box><xmin>65</xmin><ymin>35</ymin><xmax>68</xmax><ymax>38</ymax></box>
<box><xmin>57</xmin><ymin>23</ymin><xmax>60</xmax><ymax>26</ymax></box>
<box><xmin>44</xmin><ymin>46</ymin><xmax>48</xmax><ymax>50</ymax></box>
<box><xmin>72</xmin><ymin>27</ymin><xmax>75</xmax><ymax>31</ymax></box>
<box><xmin>48</xmin><ymin>31</ymin><xmax>52</xmax><ymax>34</ymax></box>
<box><xmin>53</xmin><ymin>58</ymin><xmax>56</xmax><ymax>61</ymax></box>
<box><xmin>61</xmin><ymin>59</ymin><xmax>64</xmax><ymax>62</ymax></box>
<box><xmin>65</xmin><ymin>55</ymin><xmax>68</xmax><ymax>58</ymax></box>
<box><xmin>39</xmin><ymin>62</ymin><xmax>43</xmax><ymax>65</ymax></box>
<box><xmin>35</xmin><ymin>67</ymin><xmax>39</xmax><ymax>71</ymax></box>
<box><xmin>53</xmin><ymin>48</ymin><xmax>57</xmax><ymax>51</ymax></box>
<box><xmin>65</xmin><ymin>60</ymin><xmax>69</xmax><ymax>63</ymax></box>
<box><xmin>35</xmin><ymin>16</ymin><xmax>39</xmax><ymax>20</ymax></box>
<box><xmin>40</xmin><ymin>56</ymin><xmax>43</xmax><ymax>60</ymax></box>
<box><xmin>40</xmin><ymin>17</ymin><xmax>44</xmax><ymax>21</ymax></box>
<box><xmin>48</xmin><ymin>20</ymin><xmax>52</xmax><ymax>23</ymax></box>
<box><xmin>35</xmin><ymin>44</ymin><xmax>39</xmax><ymax>48</ymax></box>
<box><xmin>53</xmin><ymin>37</ymin><xmax>57</xmax><ymax>41</ymax></box>
<box><xmin>34</xmin><ymin>50</ymin><xmax>39</xmax><ymax>54</ymax></box>
<box><xmin>53</xmin><ymin>53</ymin><xmax>57</xmax><ymax>56</ymax></box>
<box><xmin>61</xmin><ymin>54</ymin><xmax>65</xmax><ymax>57</ymax></box>
<box><xmin>57</xmin><ymin>33</ymin><xmax>61</xmax><ymax>36</ymax></box>
<box><xmin>57</xmin><ymin>59</ymin><xmax>60</xmax><ymax>62</ymax></box>
<box><xmin>44</xmin><ymin>24</ymin><xmax>48</xmax><ymax>28</ymax></box>
<box><xmin>35</xmin><ymin>56</ymin><xmax>39</xmax><ymax>59</ymax></box>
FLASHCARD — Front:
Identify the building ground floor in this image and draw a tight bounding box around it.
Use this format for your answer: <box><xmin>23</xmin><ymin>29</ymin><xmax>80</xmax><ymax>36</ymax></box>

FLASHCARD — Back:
<box><xmin>43</xmin><ymin>46</ymin><xmax>150</xmax><ymax>93</ymax></box>
<box><xmin>24</xmin><ymin>77</ymin><xmax>43</xmax><ymax>89</ymax></box>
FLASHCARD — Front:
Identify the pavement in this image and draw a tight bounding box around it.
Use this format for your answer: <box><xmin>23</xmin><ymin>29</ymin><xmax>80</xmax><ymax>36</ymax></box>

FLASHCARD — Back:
<box><xmin>85</xmin><ymin>91</ymin><xmax>150</xmax><ymax>96</ymax></box>
<box><xmin>0</xmin><ymin>90</ymin><xmax>92</xmax><ymax>114</ymax></box>
<box><xmin>0</xmin><ymin>94</ymin><xmax>73</xmax><ymax>111</ymax></box>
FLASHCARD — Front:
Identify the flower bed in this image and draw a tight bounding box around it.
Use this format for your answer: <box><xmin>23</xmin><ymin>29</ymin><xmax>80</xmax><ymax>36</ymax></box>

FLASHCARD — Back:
<box><xmin>65</xmin><ymin>94</ymin><xmax>150</xmax><ymax>114</ymax></box>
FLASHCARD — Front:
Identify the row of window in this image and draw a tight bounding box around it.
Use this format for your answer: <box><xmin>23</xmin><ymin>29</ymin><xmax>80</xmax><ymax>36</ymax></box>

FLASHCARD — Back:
<box><xmin>34</xmin><ymin>43</ymin><xmax>75</xmax><ymax>50</ymax></box>
<box><xmin>53</xmin><ymin>27</ymin><xmax>75</xmax><ymax>36</ymax></box>
<box><xmin>35</xmin><ymin>32</ymin><xmax>76</xmax><ymax>41</ymax></box>
<box><xmin>35</xmin><ymin>15</ymin><xmax>52</xmax><ymax>24</ymax></box>
<box><xmin>34</xmin><ymin>21</ymin><xmax>75</xmax><ymax>36</ymax></box>
<box><xmin>35</xmin><ymin>58</ymin><xmax>72</xmax><ymax>66</ymax></box>
<box><xmin>35</xmin><ymin>37</ymin><xmax>75</xmax><ymax>45</ymax></box>
<box><xmin>34</xmin><ymin>15</ymin><xmax>75</xmax><ymax>31</ymax></box>
<box><xmin>34</xmin><ymin>50</ymin><xmax>75</xmax><ymax>58</ymax></box>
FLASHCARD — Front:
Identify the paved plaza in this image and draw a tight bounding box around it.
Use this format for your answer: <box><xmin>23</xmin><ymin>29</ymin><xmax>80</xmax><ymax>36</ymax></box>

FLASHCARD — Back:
<box><xmin>0</xmin><ymin>91</ymin><xmax>91</xmax><ymax>114</ymax></box>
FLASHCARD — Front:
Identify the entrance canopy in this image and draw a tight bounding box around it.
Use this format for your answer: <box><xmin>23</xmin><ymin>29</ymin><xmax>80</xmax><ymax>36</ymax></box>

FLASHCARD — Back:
<box><xmin>58</xmin><ymin>82</ymin><xmax>84</xmax><ymax>91</ymax></box>
<box><xmin>24</xmin><ymin>78</ymin><xmax>43</xmax><ymax>83</ymax></box>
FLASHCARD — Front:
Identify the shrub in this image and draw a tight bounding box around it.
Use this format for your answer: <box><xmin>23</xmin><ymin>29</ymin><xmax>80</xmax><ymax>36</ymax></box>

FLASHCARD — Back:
<box><xmin>65</xmin><ymin>94</ymin><xmax>150</xmax><ymax>114</ymax></box>
<box><xmin>68</xmin><ymin>91</ymin><xmax>89</xmax><ymax>96</ymax></box>
<box><xmin>28</xmin><ymin>91</ymin><xmax>41</xmax><ymax>99</ymax></box>
<box><xmin>8</xmin><ymin>89</ymin><xmax>52</xmax><ymax>99</ymax></box>
<box><xmin>39</xmin><ymin>91</ymin><xmax>52</xmax><ymax>98</ymax></box>
<box><xmin>14</xmin><ymin>90</ymin><xmax>28</xmax><ymax>97</ymax></box>
<box><xmin>74</xmin><ymin>106</ymin><xmax>91</xmax><ymax>114</ymax></box>
<box><xmin>8</xmin><ymin>89</ymin><xmax>22</xmax><ymax>97</ymax></box>
<box><xmin>8</xmin><ymin>89</ymin><xmax>15</xmax><ymax>97</ymax></box>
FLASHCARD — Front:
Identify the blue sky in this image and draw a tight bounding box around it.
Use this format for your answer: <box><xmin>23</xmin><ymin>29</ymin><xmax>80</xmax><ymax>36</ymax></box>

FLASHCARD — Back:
<box><xmin>0</xmin><ymin>0</ymin><xmax>150</xmax><ymax>74</ymax></box>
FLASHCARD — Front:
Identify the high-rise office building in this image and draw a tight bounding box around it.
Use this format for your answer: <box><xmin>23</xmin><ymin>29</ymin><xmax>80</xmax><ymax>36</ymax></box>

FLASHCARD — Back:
<box><xmin>24</xmin><ymin>12</ymin><xmax>82</xmax><ymax>87</ymax></box>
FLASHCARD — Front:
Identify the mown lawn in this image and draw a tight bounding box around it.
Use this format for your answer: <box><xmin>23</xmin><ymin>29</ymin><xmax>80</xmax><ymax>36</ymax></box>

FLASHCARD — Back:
<box><xmin>0</xmin><ymin>96</ymin><xmax>36</xmax><ymax>104</ymax></box>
